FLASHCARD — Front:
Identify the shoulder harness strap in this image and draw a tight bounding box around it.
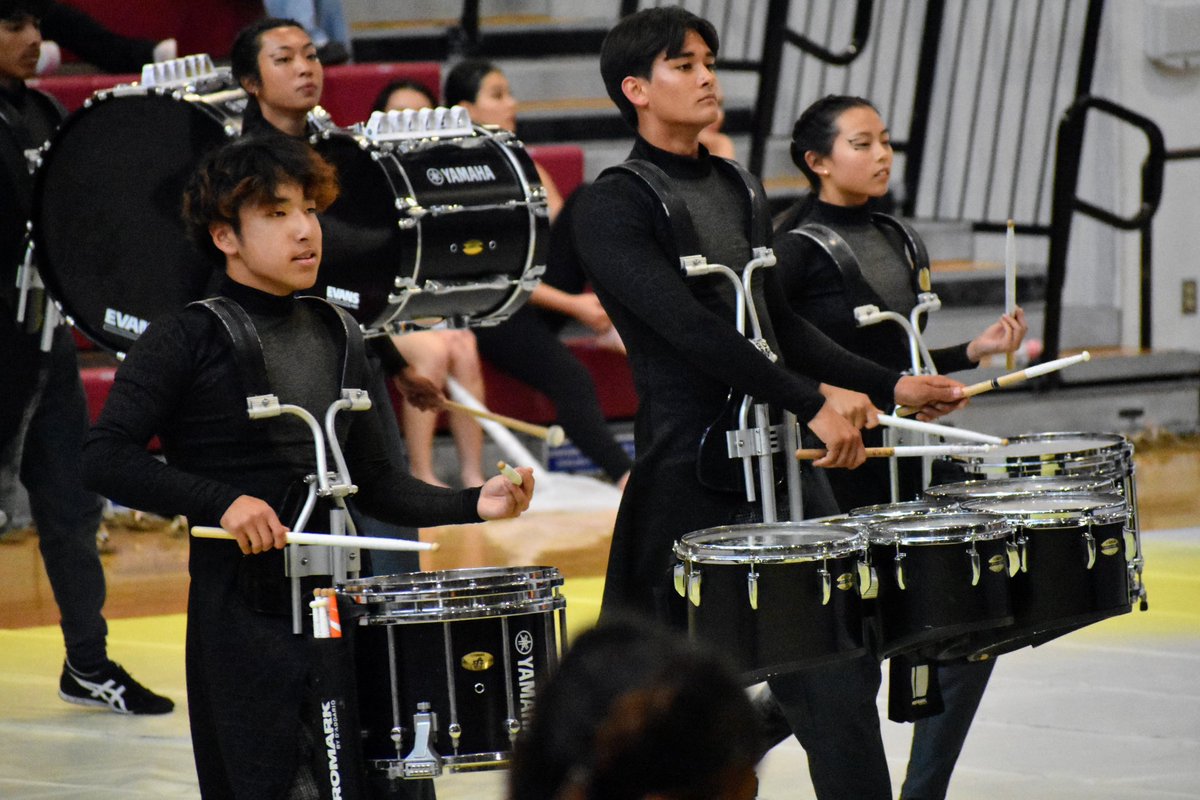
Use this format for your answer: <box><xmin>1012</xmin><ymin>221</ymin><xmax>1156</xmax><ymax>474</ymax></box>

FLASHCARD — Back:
<box><xmin>190</xmin><ymin>297</ymin><xmax>270</xmax><ymax>398</ymax></box>
<box><xmin>870</xmin><ymin>212</ymin><xmax>932</xmax><ymax>293</ymax></box>
<box><xmin>712</xmin><ymin>156</ymin><xmax>772</xmax><ymax>249</ymax></box>
<box><xmin>600</xmin><ymin>159</ymin><xmax>703</xmax><ymax>268</ymax></box>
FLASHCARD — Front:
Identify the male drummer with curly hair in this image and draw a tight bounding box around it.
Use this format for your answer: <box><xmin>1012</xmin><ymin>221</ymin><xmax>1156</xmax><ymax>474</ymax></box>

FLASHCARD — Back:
<box><xmin>0</xmin><ymin>0</ymin><xmax>174</xmax><ymax>716</ymax></box>
<box><xmin>83</xmin><ymin>135</ymin><xmax>535</xmax><ymax>798</ymax></box>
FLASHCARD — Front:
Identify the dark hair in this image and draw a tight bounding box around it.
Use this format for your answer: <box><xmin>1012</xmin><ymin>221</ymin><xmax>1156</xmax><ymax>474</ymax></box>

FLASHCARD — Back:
<box><xmin>789</xmin><ymin>94</ymin><xmax>878</xmax><ymax>192</ymax></box>
<box><xmin>443</xmin><ymin>58</ymin><xmax>498</xmax><ymax>107</ymax></box>
<box><xmin>0</xmin><ymin>0</ymin><xmax>48</xmax><ymax>22</ymax></box>
<box><xmin>182</xmin><ymin>136</ymin><xmax>338</xmax><ymax>263</ymax></box>
<box><xmin>371</xmin><ymin>78</ymin><xmax>437</xmax><ymax>113</ymax></box>
<box><xmin>508</xmin><ymin>619</ymin><xmax>761</xmax><ymax>800</ymax></box>
<box><xmin>599</xmin><ymin>7</ymin><xmax>720</xmax><ymax>130</ymax></box>
<box><xmin>230</xmin><ymin>17</ymin><xmax>307</xmax><ymax>88</ymax></box>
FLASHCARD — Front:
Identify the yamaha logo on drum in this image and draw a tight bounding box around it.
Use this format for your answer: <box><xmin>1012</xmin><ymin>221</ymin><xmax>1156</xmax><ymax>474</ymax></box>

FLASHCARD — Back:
<box><xmin>514</xmin><ymin>630</ymin><xmax>534</xmax><ymax>655</ymax></box>
<box><xmin>325</xmin><ymin>286</ymin><xmax>361</xmax><ymax>310</ymax></box>
<box><xmin>103</xmin><ymin>307</ymin><xmax>149</xmax><ymax>340</ymax></box>
<box><xmin>426</xmin><ymin>164</ymin><xmax>498</xmax><ymax>186</ymax></box>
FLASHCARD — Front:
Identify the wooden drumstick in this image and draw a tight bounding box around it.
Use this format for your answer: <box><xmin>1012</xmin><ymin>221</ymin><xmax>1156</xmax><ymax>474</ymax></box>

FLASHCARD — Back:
<box><xmin>442</xmin><ymin>399</ymin><xmax>566</xmax><ymax>446</ymax></box>
<box><xmin>895</xmin><ymin>351</ymin><xmax>1092</xmax><ymax>417</ymax></box>
<box><xmin>190</xmin><ymin>526</ymin><xmax>438</xmax><ymax>552</ymax></box>
<box><xmin>795</xmin><ymin>444</ymin><xmax>998</xmax><ymax>460</ymax></box>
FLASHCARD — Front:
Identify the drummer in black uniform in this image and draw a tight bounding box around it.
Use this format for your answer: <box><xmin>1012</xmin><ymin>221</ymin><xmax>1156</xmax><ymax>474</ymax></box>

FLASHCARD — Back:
<box><xmin>572</xmin><ymin>8</ymin><xmax>967</xmax><ymax>799</ymax></box>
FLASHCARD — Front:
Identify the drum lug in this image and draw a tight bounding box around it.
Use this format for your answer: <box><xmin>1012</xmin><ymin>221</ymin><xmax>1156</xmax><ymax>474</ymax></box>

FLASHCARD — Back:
<box><xmin>819</xmin><ymin>565</ymin><xmax>832</xmax><ymax>606</ymax></box>
<box><xmin>505</xmin><ymin>718</ymin><xmax>522</xmax><ymax>741</ymax></box>
<box><xmin>969</xmin><ymin>545</ymin><xmax>981</xmax><ymax>587</ymax></box>
<box><xmin>1082</xmin><ymin>528</ymin><xmax>1097</xmax><ymax>569</ymax></box>
<box><xmin>687</xmin><ymin>568</ymin><xmax>702</xmax><ymax>607</ymax></box>
<box><xmin>857</xmin><ymin>561</ymin><xmax>878</xmax><ymax>600</ymax></box>
<box><xmin>401</xmin><ymin>702</ymin><xmax>443</xmax><ymax>779</ymax></box>
<box><xmin>894</xmin><ymin>552</ymin><xmax>907</xmax><ymax>591</ymax></box>
<box><xmin>673</xmin><ymin>563</ymin><xmax>686</xmax><ymax>597</ymax></box>
<box><xmin>746</xmin><ymin>568</ymin><xmax>759</xmax><ymax>611</ymax></box>
<box><xmin>1018</xmin><ymin>535</ymin><xmax>1029</xmax><ymax>573</ymax></box>
<box><xmin>1123</xmin><ymin>526</ymin><xmax>1136</xmax><ymax>564</ymax></box>
<box><xmin>1005</xmin><ymin>541</ymin><xmax>1020</xmax><ymax>577</ymax></box>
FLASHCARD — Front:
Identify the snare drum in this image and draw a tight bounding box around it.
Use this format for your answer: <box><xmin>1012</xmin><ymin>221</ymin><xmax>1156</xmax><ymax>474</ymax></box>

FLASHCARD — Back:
<box><xmin>32</xmin><ymin>75</ymin><xmax>246</xmax><ymax>353</ymax></box>
<box><xmin>673</xmin><ymin>524</ymin><xmax>867</xmax><ymax>681</ymax></box>
<box><xmin>956</xmin><ymin>492</ymin><xmax>1130</xmax><ymax>658</ymax></box>
<box><xmin>339</xmin><ymin>566</ymin><xmax>565</xmax><ymax>779</ymax></box>
<box><xmin>310</xmin><ymin>124</ymin><xmax>547</xmax><ymax>330</ymax></box>
<box><xmin>866</xmin><ymin>513</ymin><xmax>1015</xmax><ymax>660</ymax></box>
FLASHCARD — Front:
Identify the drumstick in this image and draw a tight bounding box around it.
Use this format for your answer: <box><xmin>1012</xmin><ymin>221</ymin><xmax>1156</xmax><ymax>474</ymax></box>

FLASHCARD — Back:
<box><xmin>795</xmin><ymin>444</ymin><xmax>998</xmax><ymax>460</ymax></box>
<box><xmin>497</xmin><ymin>460</ymin><xmax>523</xmax><ymax>487</ymax></box>
<box><xmin>1005</xmin><ymin>219</ymin><xmax>1017</xmax><ymax>371</ymax></box>
<box><xmin>875</xmin><ymin>414</ymin><xmax>1007</xmax><ymax>445</ymax></box>
<box><xmin>895</xmin><ymin>351</ymin><xmax>1092</xmax><ymax>417</ymax></box>
<box><xmin>190</xmin><ymin>526</ymin><xmax>438</xmax><ymax>552</ymax></box>
<box><xmin>443</xmin><ymin>399</ymin><xmax>566</xmax><ymax>446</ymax></box>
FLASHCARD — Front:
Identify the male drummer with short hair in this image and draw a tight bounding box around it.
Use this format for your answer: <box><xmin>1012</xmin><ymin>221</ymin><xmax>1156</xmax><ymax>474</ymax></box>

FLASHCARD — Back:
<box><xmin>83</xmin><ymin>135</ymin><xmax>535</xmax><ymax>797</ymax></box>
<box><xmin>0</xmin><ymin>0</ymin><xmax>173</xmax><ymax>715</ymax></box>
<box><xmin>572</xmin><ymin>7</ymin><xmax>967</xmax><ymax>799</ymax></box>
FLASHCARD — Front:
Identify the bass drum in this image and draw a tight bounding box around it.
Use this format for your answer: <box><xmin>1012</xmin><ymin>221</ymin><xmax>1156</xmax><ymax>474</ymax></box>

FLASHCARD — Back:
<box><xmin>32</xmin><ymin>77</ymin><xmax>245</xmax><ymax>353</ymax></box>
<box><xmin>310</xmin><ymin>125</ymin><xmax>547</xmax><ymax>330</ymax></box>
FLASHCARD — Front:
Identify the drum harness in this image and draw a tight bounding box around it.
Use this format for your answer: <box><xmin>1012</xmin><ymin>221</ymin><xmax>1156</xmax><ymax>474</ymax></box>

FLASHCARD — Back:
<box><xmin>193</xmin><ymin>294</ymin><xmax>373</xmax><ymax>635</ymax></box>
<box><xmin>602</xmin><ymin>156</ymin><xmax>810</xmax><ymax>523</ymax></box>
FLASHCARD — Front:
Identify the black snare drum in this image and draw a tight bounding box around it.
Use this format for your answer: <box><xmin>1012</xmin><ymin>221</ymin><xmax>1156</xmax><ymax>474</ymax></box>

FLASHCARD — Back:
<box><xmin>956</xmin><ymin>492</ymin><xmax>1131</xmax><ymax>658</ymax></box>
<box><xmin>310</xmin><ymin>121</ymin><xmax>547</xmax><ymax>330</ymax></box>
<box><xmin>339</xmin><ymin>566</ymin><xmax>565</xmax><ymax>780</ymax></box>
<box><xmin>673</xmin><ymin>524</ymin><xmax>867</xmax><ymax>681</ymax></box>
<box><xmin>32</xmin><ymin>75</ymin><xmax>246</xmax><ymax>353</ymax></box>
<box><xmin>866</xmin><ymin>512</ymin><xmax>1015</xmax><ymax>660</ymax></box>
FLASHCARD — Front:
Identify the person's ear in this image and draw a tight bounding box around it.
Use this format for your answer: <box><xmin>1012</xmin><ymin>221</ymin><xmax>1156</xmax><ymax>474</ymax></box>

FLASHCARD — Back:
<box><xmin>805</xmin><ymin>150</ymin><xmax>828</xmax><ymax>177</ymax></box>
<box><xmin>621</xmin><ymin>75</ymin><xmax>650</xmax><ymax>112</ymax></box>
<box><xmin>210</xmin><ymin>222</ymin><xmax>239</xmax><ymax>257</ymax></box>
<box><xmin>240</xmin><ymin>76</ymin><xmax>260</xmax><ymax>96</ymax></box>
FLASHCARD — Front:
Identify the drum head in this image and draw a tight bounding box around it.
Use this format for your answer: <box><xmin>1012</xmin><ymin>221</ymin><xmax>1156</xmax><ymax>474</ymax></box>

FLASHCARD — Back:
<box><xmin>961</xmin><ymin>492</ymin><xmax>1127</xmax><ymax>527</ymax></box>
<box><xmin>868</xmin><ymin>512</ymin><xmax>1011</xmax><ymax>545</ymax></box>
<box><xmin>850</xmin><ymin>500</ymin><xmax>941</xmax><ymax>519</ymax></box>
<box><xmin>33</xmin><ymin>92</ymin><xmax>232</xmax><ymax>353</ymax></box>
<box><xmin>925</xmin><ymin>475</ymin><xmax>1117</xmax><ymax>504</ymax></box>
<box><xmin>675</xmin><ymin>522</ymin><xmax>862</xmax><ymax>564</ymax></box>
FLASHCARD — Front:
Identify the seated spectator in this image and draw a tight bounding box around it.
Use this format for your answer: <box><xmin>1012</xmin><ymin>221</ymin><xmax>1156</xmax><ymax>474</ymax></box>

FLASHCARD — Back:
<box><xmin>508</xmin><ymin>619</ymin><xmax>762</xmax><ymax>800</ymax></box>
<box><xmin>445</xmin><ymin>58</ymin><xmax>633</xmax><ymax>488</ymax></box>
<box><xmin>377</xmin><ymin>79</ymin><xmax>486</xmax><ymax>488</ymax></box>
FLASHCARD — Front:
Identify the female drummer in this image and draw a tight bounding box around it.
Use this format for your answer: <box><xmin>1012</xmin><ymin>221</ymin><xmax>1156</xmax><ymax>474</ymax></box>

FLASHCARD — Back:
<box><xmin>230</xmin><ymin>17</ymin><xmax>323</xmax><ymax>138</ymax></box>
<box><xmin>445</xmin><ymin>58</ymin><xmax>634</xmax><ymax>488</ymax></box>
<box><xmin>774</xmin><ymin>94</ymin><xmax>1027</xmax><ymax>800</ymax></box>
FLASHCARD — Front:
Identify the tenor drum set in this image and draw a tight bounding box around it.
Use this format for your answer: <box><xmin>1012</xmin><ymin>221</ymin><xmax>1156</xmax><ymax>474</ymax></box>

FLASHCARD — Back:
<box><xmin>674</xmin><ymin>431</ymin><xmax>1147</xmax><ymax>680</ymax></box>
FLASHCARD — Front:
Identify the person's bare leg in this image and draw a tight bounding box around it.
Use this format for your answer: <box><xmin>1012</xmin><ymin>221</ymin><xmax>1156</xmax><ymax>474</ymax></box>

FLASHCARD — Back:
<box><xmin>391</xmin><ymin>332</ymin><xmax>451</xmax><ymax>487</ymax></box>
<box><xmin>444</xmin><ymin>331</ymin><xmax>487</xmax><ymax>487</ymax></box>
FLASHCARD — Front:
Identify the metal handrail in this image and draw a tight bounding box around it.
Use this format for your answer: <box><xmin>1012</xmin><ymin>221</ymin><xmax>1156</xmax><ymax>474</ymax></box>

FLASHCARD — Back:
<box><xmin>1043</xmin><ymin>95</ymin><xmax>1166</xmax><ymax>361</ymax></box>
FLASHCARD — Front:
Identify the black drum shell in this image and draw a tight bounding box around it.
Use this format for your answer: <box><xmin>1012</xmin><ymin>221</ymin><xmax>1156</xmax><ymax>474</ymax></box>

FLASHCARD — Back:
<box><xmin>683</xmin><ymin>553</ymin><xmax>865</xmax><ymax>682</ymax></box>
<box><xmin>311</xmin><ymin>130</ymin><xmax>547</xmax><ymax>329</ymax></box>
<box><xmin>868</xmin><ymin>534</ymin><xmax>1014</xmax><ymax>661</ymax></box>
<box><xmin>353</xmin><ymin>610</ymin><xmax>560</xmax><ymax>770</ymax></box>
<box><xmin>33</xmin><ymin>89</ymin><xmax>237</xmax><ymax>353</ymax></box>
<box><xmin>946</xmin><ymin>497</ymin><xmax>1131</xmax><ymax>659</ymax></box>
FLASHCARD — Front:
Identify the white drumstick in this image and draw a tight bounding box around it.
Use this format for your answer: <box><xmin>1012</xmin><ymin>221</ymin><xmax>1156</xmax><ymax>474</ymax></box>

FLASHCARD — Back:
<box><xmin>1005</xmin><ymin>220</ymin><xmax>1017</xmax><ymax>371</ymax></box>
<box><xmin>876</xmin><ymin>414</ymin><xmax>1007</xmax><ymax>445</ymax></box>
<box><xmin>795</xmin><ymin>444</ymin><xmax>999</xmax><ymax>460</ymax></box>
<box><xmin>191</xmin><ymin>526</ymin><xmax>437</xmax><ymax>552</ymax></box>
